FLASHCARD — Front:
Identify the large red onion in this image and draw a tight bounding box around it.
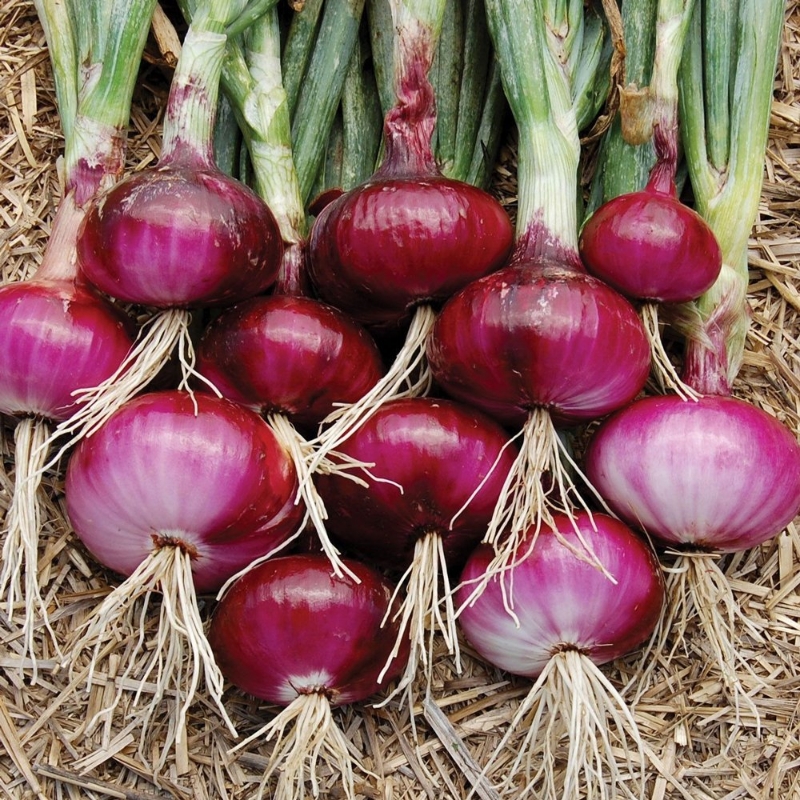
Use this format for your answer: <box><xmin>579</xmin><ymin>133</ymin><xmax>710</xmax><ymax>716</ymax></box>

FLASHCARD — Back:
<box><xmin>209</xmin><ymin>554</ymin><xmax>408</xmax><ymax>799</ymax></box>
<box><xmin>63</xmin><ymin>389</ymin><xmax>304</xmax><ymax>763</ymax></box>
<box><xmin>584</xmin><ymin>394</ymin><xmax>800</xmax><ymax>553</ymax></box>
<box><xmin>457</xmin><ymin>512</ymin><xmax>664</xmax><ymax>798</ymax></box>
<box><xmin>427</xmin><ymin>261</ymin><xmax>650</xmax><ymax>575</ymax></box>
<box><xmin>314</xmin><ymin>397</ymin><xmax>517</xmax><ymax>698</ymax></box>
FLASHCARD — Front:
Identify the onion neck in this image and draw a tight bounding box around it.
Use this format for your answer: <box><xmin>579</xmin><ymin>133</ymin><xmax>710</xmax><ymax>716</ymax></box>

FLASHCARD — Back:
<box><xmin>59</xmin><ymin>0</ymin><xmax>158</xmax><ymax>201</ymax></box>
<box><xmin>160</xmin><ymin>26</ymin><xmax>229</xmax><ymax>168</ymax></box>
<box><xmin>484</xmin><ymin>0</ymin><xmax>582</xmax><ymax>270</ymax></box>
<box><xmin>34</xmin><ymin>191</ymin><xmax>85</xmax><ymax>282</ymax></box>
<box><xmin>375</xmin><ymin>0</ymin><xmax>446</xmax><ymax>179</ymax></box>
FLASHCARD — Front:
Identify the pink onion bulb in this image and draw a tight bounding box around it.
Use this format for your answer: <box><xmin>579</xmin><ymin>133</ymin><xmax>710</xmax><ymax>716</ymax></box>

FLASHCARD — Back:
<box><xmin>62</xmin><ymin>390</ymin><xmax>304</xmax><ymax>761</ymax></box>
<box><xmin>65</xmin><ymin>390</ymin><xmax>303</xmax><ymax>591</ymax></box>
<box><xmin>456</xmin><ymin>512</ymin><xmax>664</xmax><ymax>798</ymax></box>
<box><xmin>584</xmin><ymin>394</ymin><xmax>800</xmax><ymax>552</ymax></box>
<box><xmin>77</xmin><ymin>157</ymin><xmax>283</xmax><ymax>309</ymax></box>
<box><xmin>0</xmin><ymin>280</ymin><xmax>134</xmax><ymax>422</ymax></box>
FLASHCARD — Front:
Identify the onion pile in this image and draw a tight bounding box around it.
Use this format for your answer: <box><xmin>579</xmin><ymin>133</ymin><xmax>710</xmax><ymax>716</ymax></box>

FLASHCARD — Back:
<box><xmin>4</xmin><ymin>1</ymin><xmax>797</xmax><ymax>799</ymax></box>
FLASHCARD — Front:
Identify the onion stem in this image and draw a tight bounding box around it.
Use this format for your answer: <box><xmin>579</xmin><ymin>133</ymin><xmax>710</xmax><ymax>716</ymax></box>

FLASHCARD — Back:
<box><xmin>478</xmin><ymin>650</ymin><xmax>646</xmax><ymax>799</ymax></box>
<box><xmin>376</xmin><ymin>531</ymin><xmax>459</xmax><ymax>705</ymax></box>
<box><xmin>69</xmin><ymin>545</ymin><xmax>235</xmax><ymax>775</ymax></box>
<box><xmin>0</xmin><ymin>418</ymin><xmax>57</xmax><ymax>680</ymax></box>
<box><xmin>231</xmin><ymin>692</ymin><xmax>362</xmax><ymax>800</ymax></box>
<box><xmin>678</xmin><ymin>0</ymin><xmax>784</xmax><ymax>386</ymax></box>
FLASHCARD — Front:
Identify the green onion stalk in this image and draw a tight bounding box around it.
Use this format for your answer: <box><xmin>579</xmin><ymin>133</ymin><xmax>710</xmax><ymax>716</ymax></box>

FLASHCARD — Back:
<box><xmin>0</xmin><ymin>0</ymin><xmax>156</xmax><ymax>681</ymax></box>
<box><xmin>44</xmin><ymin>0</ymin><xmax>278</xmax><ymax>462</ymax></box>
<box><xmin>677</xmin><ymin>0</ymin><xmax>784</xmax><ymax>396</ymax></box>
<box><xmin>463</xmin><ymin>1</ymin><xmax>652</xmax><ymax>795</ymax></box>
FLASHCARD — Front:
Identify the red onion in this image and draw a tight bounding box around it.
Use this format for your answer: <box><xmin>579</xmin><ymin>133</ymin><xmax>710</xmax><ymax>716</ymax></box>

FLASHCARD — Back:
<box><xmin>314</xmin><ymin>397</ymin><xmax>517</xmax><ymax>700</ymax></box>
<box><xmin>208</xmin><ymin>553</ymin><xmax>408</xmax><ymax>799</ymax></box>
<box><xmin>53</xmin><ymin>23</ymin><xmax>284</xmax><ymax>454</ymax></box>
<box><xmin>427</xmin><ymin>261</ymin><xmax>651</xmax><ymax>575</ymax></box>
<box><xmin>196</xmin><ymin>295</ymin><xmax>383</xmax><ymax>431</ymax></box>
<box><xmin>63</xmin><ymin>389</ymin><xmax>304</xmax><ymax>767</ymax></box>
<box><xmin>304</xmin><ymin>0</ymin><xmax>513</xmax><ymax>479</ymax></box>
<box><xmin>195</xmin><ymin>293</ymin><xmax>385</xmax><ymax>577</ymax></box>
<box><xmin>457</xmin><ymin>512</ymin><xmax>664</xmax><ymax>798</ymax></box>
<box><xmin>585</xmin><ymin>393</ymin><xmax>800</xmax><ymax>715</ymax></box>
<box><xmin>579</xmin><ymin>160</ymin><xmax>721</xmax><ymax>305</ymax></box>
<box><xmin>585</xmin><ymin>394</ymin><xmax>800</xmax><ymax>553</ymax></box>
<box><xmin>0</xmin><ymin>191</ymin><xmax>135</xmax><ymax>671</ymax></box>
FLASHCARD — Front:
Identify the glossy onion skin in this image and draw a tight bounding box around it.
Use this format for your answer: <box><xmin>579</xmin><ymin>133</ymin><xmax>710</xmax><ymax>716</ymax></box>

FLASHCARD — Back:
<box><xmin>427</xmin><ymin>264</ymin><xmax>651</xmax><ymax>427</ymax></box>
<box><xmin>457</xmin><ymin>514</ymin><xmax>665</xmax><ymax>678</ymax></box>
<box><xmin>0</xmin><ymin>280</ymin><xmax>134</xmax><ymax>420</ymax></box>
<box><xmin>585</xmin><ymin>394</ymin><xmax>800</xmax><ymax>552</ymax></box>
<box><xmin>307</xmin><ymin>176</ymin><xmax>514</xmax><ymax>328</ymax></box>
<box><xmin>65</xmin><ymin>390</ymin><xmax>303</xmax><ymax>592</ymax></box>
<box><xmin>196</xmin><ymin>295</ymin><xmax>384</xmax><ymax>430</ymax></box>
<box><xmin>77</xmin><ymin>164</ymin><xmax>283</xmax><ymax>308</ymax></box>
<box><xmin>208</xmin><ymin>554</ymin><xmax>409</xmax><ymax>706</ymax></box>
<box><xmin>314</xmin><ymin>397</ymin><xmax>517</xmax><ymax>571</ymax></box>
<box><xmin>578</xmin><ymin>189</ymin><xmax>722</xmax><ymax>302</ymax></box>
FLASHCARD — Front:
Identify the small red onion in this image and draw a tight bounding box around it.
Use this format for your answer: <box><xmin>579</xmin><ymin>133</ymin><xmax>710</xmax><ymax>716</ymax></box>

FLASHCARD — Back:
<box><xmin>195</xmin><ymin>294</ymin><xmax>384</xmax><ymax>431</ymax></box>
<box><xmin>208</xmin><ymin>554</ymin><xmax>408</xmax><ymax>798</ymax></box>
<box><xmin>579</xmin><ymin>174</ymin><xmax>722</xmax><ymax>304</ymax></box>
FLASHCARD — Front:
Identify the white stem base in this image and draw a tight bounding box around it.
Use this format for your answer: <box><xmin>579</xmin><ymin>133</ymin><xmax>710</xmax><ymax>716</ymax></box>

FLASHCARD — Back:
<box><xmin>0</xmin><ymin>417</ymin><xmax>58</xmax><ymax>678</ymax></box>
<box><xmin>376</xmin><ymin>532</ymin><xmax>460</xmax><ymax>706</ymax></box>
<box><xmin>302</xmin><ymin>304</ymin><xmax>436</xmax><ymax>484</ymax></box>
<box><xmin>483</xmin><ymin>650</ymin><xmax>645</xmax><ymax>800</ymax></box>
<box><xmin>68</xmin><ymin>545</ymin><xmax>234</xmax><ymax>775</ymax></box>
<box><xmin>232</xmin><ymin>692</ymin><xmax>362</xmax><ymax>800</ymax></box>
<box><xmin>641</xmin><ymin>303</ymin><xmax>700</xmax><ymax>401</ymax></box>
<box><xmin>44</xmin><ymin>308</ymin><xmax>210</xmax><ymax>469</ymax></box>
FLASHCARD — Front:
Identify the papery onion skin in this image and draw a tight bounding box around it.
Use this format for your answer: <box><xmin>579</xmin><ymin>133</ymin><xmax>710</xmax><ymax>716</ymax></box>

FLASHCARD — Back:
<box><xmin>307</xmin><ymin>176</ymin><xmax>514</xmax><ymax>328</ymax></box>
<box><xmin>314</xmin><ymin>397</ymin><xmax>517</xmax><ymax>570</ymax></box>
<box><xmin>65</xmin><ymin>390</ymin><xmax>303</xmax><ymax>592</ymax></box>
<box><xmin>195</xmin><ymin>295</ymin><xmax>384</xmax><ymax>429</ymax></box>
<box><xmin>208</xmin><ymin>554</ymin><xmax>409</xmax><ymax>706</ymax></box>
<box><xmin>456</xmin><ymin>514</ymin><xmax>665</xmax><ymax>678</ymax></box>
<box><xmin>427</xmin><ymin>264</ymin><xmax>651</xmax><ymax>427</ymax></box>
<box><xmin>584</xmin><ymin>395</ymin><xmax>800</xmax><ymax>552</ymax></box>
<box><xmin>77</xmin><ymin>161</ymin><xmax>283</xmax><ymax>308</ymax></box>
<box><xmin>578</xmin><ymin>188</ymin><xmax>722</xmax><ymax>303</ymax></box>
<box><xmin>0</xmin><ymin>280</ymin><xmax>134</xmax><ymax>420</ymax></box>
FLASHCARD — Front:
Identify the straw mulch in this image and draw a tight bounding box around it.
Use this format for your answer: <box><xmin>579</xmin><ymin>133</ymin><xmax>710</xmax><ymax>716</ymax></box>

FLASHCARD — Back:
<box><xmin>1</xmin><ymin>1</ymin><xmax>799</xmax><ymax>798</ymax></box>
